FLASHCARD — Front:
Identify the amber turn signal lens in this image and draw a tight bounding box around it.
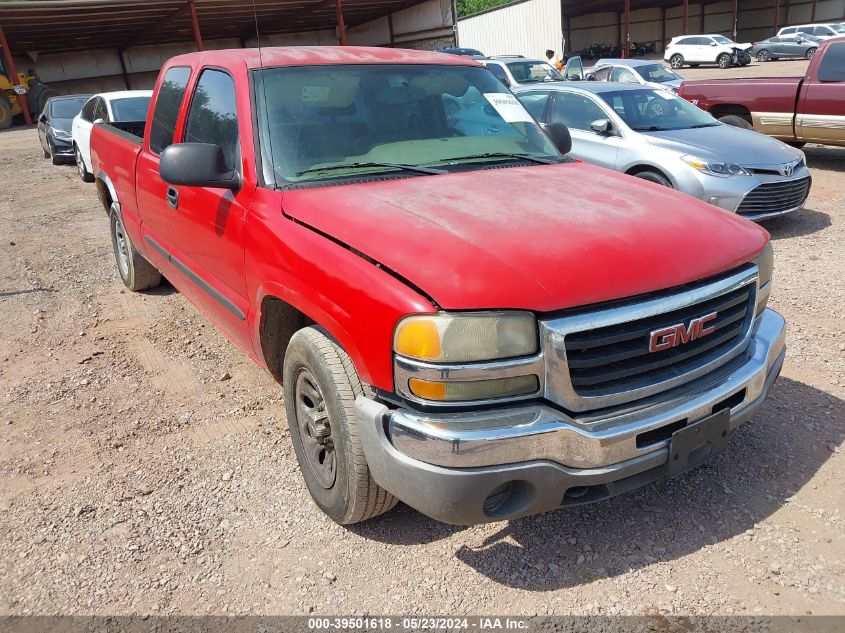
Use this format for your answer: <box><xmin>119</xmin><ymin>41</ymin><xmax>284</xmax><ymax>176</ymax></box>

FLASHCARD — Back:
<box><xmin>394</xmin><ymin>318</ymin><xmax>442</xmax><ymax>361</ymax></box>
<box><xmin>408</xmin><ymin>376</ymin><xmax>539</xmax><ymax>402</ymax></box>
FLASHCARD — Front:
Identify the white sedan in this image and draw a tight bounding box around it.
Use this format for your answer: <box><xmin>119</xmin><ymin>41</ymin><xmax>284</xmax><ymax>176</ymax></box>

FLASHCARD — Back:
<box><xmin>72</xmin><ymin>90</ymin><xmax>152</xmax><ymax>182</ymax></box>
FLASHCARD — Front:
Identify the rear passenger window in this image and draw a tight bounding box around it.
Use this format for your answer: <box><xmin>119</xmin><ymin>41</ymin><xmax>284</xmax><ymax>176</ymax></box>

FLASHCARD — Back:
<box><xmin>149</xmin><ymin>66</ymin><xmax>191</xmax><ymax>155</ymax></box>
<box><xmin>184</xmin><ymin>69</ymin><xmax>240</xmax><ymax>172</ymax></box>
<box><xmin>80</xmin><ymin>98</ymin><xmax>96</xmax><ymax>122</ymax></box>
<box><xmin>782</xmin><ymin>27</ymin><xmax>796</xmax><ymax>34</ymax></box>
<box><xmin>818</xmin><ymin>43</ymin><xmax>845</xmax><ymax>82</ymax></box>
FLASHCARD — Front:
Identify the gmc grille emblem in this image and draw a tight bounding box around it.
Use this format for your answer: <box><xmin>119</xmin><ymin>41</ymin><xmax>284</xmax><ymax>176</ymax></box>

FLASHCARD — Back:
<box><xmin>649</xmin><ymin>312</ymin><xmax>718</xmax><ymax>353</ymax></box>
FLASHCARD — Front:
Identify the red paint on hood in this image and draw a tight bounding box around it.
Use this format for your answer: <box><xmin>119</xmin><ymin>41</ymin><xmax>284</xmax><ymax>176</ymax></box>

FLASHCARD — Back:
<box><xmin>282</xmin><ymin>163</ymin><xmax>769</xmax><ymax>313</ymax></box>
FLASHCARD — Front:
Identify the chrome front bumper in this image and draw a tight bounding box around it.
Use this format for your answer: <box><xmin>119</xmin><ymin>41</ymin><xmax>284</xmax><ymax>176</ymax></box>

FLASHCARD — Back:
<box><xmin>356</xmin><ymin>309</ymin><xmax>786</xmax><ymax>524</ymax></box>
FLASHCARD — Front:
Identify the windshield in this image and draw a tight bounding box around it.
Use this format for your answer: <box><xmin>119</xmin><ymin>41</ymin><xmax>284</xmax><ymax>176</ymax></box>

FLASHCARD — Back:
<box><xmin>255</xmin><ymin>64</ymin><xmax>560</xmax><ymax>185</ymax></box>
<box><xmin>110</xmin><ymin>96</ymin><xmax>151</xmax><ymax>121</ymax></box>
<box><xmin>50</xmin><ymin>97</ymin><xmax>89</xmax><ymax>119</ymax></box>
<box><xmin>713</xmin><ymin>36</ymin><xmax>734</xmax><ymax>44</ymax></box>
<box><xmin>506</xmin><ymin>60</ymin><xmax>564</xmax><ymax>83</ymax></box>
<box><xmin>599</xmin><ymin>88</ymin><xmax>718</xmax><ymax>131</ymax></box>
<box><xmin>634</xmin><ymin>64</ymin><xmax>681</xmax><ymax>84</ymax></box>
<box><xmin>832</xmin><ymin>24</ymin><xmax>845</xmax><ymax>33</ymax></box>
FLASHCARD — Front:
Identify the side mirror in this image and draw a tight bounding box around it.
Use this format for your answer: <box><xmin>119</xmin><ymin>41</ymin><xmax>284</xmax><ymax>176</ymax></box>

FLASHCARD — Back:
<box><xmin>160</xmin><ymin>143</ymin><xmax>239</xmax><ymax>190</ymax></box>
<box><xmin>93</xmin><ymin>118</ymin><xmax>104</xmax><ymax>125</ymax></box>
<box><xmin>545</xmin><ymin>122</ymin><xmax>572</xmax><ymax>155</ymax></box>
<box><xmin>590</xmin><ymin>118</ymin><xmax>615</xmax><ymax>135</ymax></box>
<box><xmin>38</xmin><ymin>114</ymin><xmax>47</xmax><ymax>124</ymax></box>
<box><xmin>710</xmin><ymin>41</ymin><xmax>718</xmax><ymax>46</ymax></box>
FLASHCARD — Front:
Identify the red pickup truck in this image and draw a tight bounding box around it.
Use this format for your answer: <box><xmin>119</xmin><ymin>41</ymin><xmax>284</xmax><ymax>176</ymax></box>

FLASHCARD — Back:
<box><xmin>679</xmin><ymin>38</ymin><xmax>845</xmax><ymax>147</ymax></box>
<box><xmin>90</xmin><ymin>46</ymin><xmax>785</xmax><ymax>526</ymax></box>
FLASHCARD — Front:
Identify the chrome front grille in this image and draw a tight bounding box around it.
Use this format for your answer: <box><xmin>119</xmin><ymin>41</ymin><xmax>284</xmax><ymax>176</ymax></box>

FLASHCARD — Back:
<box><xmin>542</xmin><ymin>267</ymin><xmax>759</xmax><ymax>413</ymax></box>
<box><xmin>737</xmin><ymin>177</ymin><xmax>811</xmax><ymax>217</ymax></box>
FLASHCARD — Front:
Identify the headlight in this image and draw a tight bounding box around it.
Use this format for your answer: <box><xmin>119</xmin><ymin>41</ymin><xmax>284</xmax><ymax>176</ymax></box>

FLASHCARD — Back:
<box><xmin>754</xmin><ymin>242</ymin><xmax>774</xmax><ymax>316</ymax></box>
<box><xmin>49</xmin><ymin>127</ymin><xmax>72</xmax><ymax>140</ymax></box>
<box><xmin>394</xmin><ymin>312</ymin><xmax>538</xmax><ymax>363</ymax></box>
<box><xmin>681</xmin><ymin>154</ymin><xmax>750</xmax><ymax>177</ymax></box>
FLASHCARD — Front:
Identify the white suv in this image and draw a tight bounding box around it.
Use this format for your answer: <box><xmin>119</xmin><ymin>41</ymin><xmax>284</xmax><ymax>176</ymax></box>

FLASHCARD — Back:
<box><xmin>664</xmin><ymin>34</ymin><xmax>752</xmax><ymax>69</ymax></box>
<box><xmin>777</xmin><ymin>23</ymin><xmax>845</xmax><ymax>40</ymax></box>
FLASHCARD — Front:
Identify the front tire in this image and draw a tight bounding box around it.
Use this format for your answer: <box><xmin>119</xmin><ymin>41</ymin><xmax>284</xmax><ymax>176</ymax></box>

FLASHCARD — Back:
<box><xmin>75</xmin><ymin>145</ymin><xmax>94</xmax><ymax>182</ymax></box>
<box><xmin>717</xmin><ymin>53</ymin><xmax>732</xmax><ymax>69</ymax></box>
<box><xmin>670</xmin><ymin>54</ymin><xmax>684</xmax><ymax>69</ymax></box>
<box><xmin>719</xmin><ymin>114</ymin><xmax>753</xmax><ymax>130</ymax></box>
<box><xmin>109</xmin><ymin>204</ymin><xmax>161</xmax><ymax>291</ymax></box>
<box><xmin>756</xmin><ymin>50</ymin><xmax>771</xmax><ymax>62</ymax></box>
<box><xmin>634</xmin><ymin>170</ymin><xmax>673</xmax><ymax>188</ymax></box>
<box><xmin>283</xmin><ymin>327</ymin><xmax>397</xmax><ymax>525</ymax></box>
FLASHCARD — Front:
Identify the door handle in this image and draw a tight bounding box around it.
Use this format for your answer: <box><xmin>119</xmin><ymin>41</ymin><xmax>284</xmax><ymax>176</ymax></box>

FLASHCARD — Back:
<box><xmin>166</xmin><ymin>186</ymin><xmax>179</xmax><ymax>209</ymax></box>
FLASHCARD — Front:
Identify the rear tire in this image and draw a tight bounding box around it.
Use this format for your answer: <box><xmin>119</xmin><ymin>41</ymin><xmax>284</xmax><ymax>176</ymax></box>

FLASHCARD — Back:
<box><xmin>75</xmin><ymin>145</ymin><xmax>94</xmax><ymax>183</ymax></box>
<box><xmin>719</xmin><ymin>114</ymin><xmax>753</xmax><ymax>130</ymax></box>
<box><xmin>109</xmin><ymin>204</ymin><xmax>162</xmax><ymax>291</ymax></box>
<box><xmin>805</xmin><ymin>47</ymin><xmax>817</xmax><ymax>60</ymax></box>
<box><xmin>283</xmin><ymin>326</ymin><xmax>398</xmax><ymax>525</ymax></box>
<box><xmin>756</xmin><ymin>50</ymin><xmax>771</xmax><ymax>62</ymax></box>
<box><xmin>670</xmin><ymin>54</ymin><xmax>684</xmax><ymax>69</ymax></box>
<box><xmin>634</xmin><ymin>170</ymin><xmax>673</xmax><ymax>188</ymax></box>
<box><xmin>0</xmin><ymin>99</ymin><xmax>12</xmax><ymax>130</ymax></box>
<box><xmin>717</xmin><ymin>53</ymin><xmax>732</xmax><ymax>69</ymax></box>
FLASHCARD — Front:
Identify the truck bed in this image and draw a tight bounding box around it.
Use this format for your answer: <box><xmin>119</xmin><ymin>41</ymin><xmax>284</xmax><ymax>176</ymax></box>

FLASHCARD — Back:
<box><xmin>90</xmin><ymin>121</ymin><xmax>143</xmax><ymax>222</ymax></box>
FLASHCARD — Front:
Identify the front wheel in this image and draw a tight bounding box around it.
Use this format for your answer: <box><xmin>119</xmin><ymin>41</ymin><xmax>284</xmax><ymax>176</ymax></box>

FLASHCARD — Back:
<box><xmin>109</xmin><ymin>205</ymin><xmax>162</xmax><ymax>291</ymax></box>
<box><xmin>717</xmin><ymin>53</ymin><xmax>732</xmax><ymax>69</ymax></box>
<box><xmin>756</xmin><ymin>50</ymin><xmax>771</xmax><ymax>62</ymax></box>
<box><xmin>634</xmin><ymin>170</ymin><xmax>673</xmax><ymax>188</ymax></box>
<box><xmin>283</xmin><ymin>327</ymin><xmax>397</xmax><ymax>525</ymax></box>
<box><xmin>719</xmin><ymin>114</ymin><xmax>753</xmax><ymax>130</ymax></box>
<box><xmin>0</xmin><ymin>99</ymin><xmax>12</xmax><ymax>130</ymax></box>
<box><xmin>75</xmin><ymin>145</ymin><xmax>94</xmax><ymax>183</ymax></box>
<box><xmin>670</xmin><ymin>54</ymin><xmax>684</xmax><ymax>69</ymax></box>
<box><xmin>805</xmin><ymin>47</ymin><xmax>817</xmax><ymax>60</ymax></box>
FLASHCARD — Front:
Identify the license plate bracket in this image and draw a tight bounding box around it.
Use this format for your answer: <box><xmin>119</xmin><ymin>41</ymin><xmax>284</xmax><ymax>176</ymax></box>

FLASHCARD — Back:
<box><xmin>667</xmin><ymin>409</ymin><xmax>731</xmax><ymax>478</ymax></box>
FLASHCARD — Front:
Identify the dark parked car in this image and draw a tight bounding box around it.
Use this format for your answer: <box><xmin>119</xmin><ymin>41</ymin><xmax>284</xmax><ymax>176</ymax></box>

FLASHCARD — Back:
<box><xmin>436</xmin><ymin>47</ymin><xmax>485</xmax><ymax>59</ymax></box>
<box><xmin>750</xmin><ymin>34</ymin><xmax>820</xmax><ymax>61</ymax></box>
<box><xmin>37</xmin><ymin>94</ymin><xmax>91</xmax><ymax>164</ymax></box>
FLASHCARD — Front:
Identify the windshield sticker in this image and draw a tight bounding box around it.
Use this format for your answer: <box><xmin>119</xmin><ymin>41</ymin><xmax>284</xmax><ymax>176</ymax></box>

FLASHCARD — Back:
<box><xmin>301</xmin><ymin>86</ymin><xmax>330</xmax><ymax>103</ymax></box>
<box><xmin>483</xmin><ymin>93</ymin><xmax>533</xmax><ymax>123</ymax></box>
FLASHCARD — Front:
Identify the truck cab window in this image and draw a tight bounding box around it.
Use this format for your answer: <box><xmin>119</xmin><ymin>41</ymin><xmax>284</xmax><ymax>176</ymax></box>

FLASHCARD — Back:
<box><xmin>817</xmin><ymin>43</ymin><xmax>845</xmax><ymax>82</ymax></box>
<box><xmin>149</xmin><ymin>66</ymin><xmax>191</xmax><ymax>155</ymax></box>
<box><xmin>184</xmin><ymin>69</ymin><xmax>240</xmax><ymax>172</ymax></box>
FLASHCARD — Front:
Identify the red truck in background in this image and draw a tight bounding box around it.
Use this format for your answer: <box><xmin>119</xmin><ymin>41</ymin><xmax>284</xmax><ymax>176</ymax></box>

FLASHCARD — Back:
<box><xmin>679</xmin><ymin>38</ymin><xmax>845</xmax><ymax>147</ymax></box>
<box><xmin>90</xmin><ymin>46</ymin><xmax>785</xmax><ymax>526</ymax></box>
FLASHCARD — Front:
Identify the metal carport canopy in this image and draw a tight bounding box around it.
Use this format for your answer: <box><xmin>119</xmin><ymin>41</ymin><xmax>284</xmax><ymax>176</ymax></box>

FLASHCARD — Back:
<box><xmin>0</xmin><ymin>0</ymin><xmax>429</xmax><ymax>55</ymax></box>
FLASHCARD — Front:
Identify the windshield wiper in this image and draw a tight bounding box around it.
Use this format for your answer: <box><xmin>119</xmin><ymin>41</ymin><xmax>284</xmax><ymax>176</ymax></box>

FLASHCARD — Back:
<box><xmin>296</xmin><ymin>162</ymin><xmax>445</xmax><ymax>177</ymax></box>
<box><xmin>430</xmin><ymin>152</ymin><xmax>560</xmax><ymax>166</ymax></box>
<box><xmin>688</xmin><ymin>123</ymin><xmax>719</xmax><ymax>129</ymax></box>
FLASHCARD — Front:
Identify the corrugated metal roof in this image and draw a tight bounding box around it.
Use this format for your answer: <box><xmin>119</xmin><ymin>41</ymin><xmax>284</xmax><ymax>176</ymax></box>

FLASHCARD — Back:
<box><xmin>0</xmin><ymin>0</ymin><xmax>429</xmax><ymax>54</ymax></box>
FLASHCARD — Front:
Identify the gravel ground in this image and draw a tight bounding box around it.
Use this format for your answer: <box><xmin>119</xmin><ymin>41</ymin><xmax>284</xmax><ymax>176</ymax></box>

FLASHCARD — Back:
<box><xmin>1</xmin><ymin>59</ymin><xmax>843</xmax><ymax>617</ymax></box>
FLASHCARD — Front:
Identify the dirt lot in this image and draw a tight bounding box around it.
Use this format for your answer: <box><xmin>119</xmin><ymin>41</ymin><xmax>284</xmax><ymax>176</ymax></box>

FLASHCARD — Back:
<box><xmin>1</xmin><ymin>59</ymin><xmax>844</xmax><ymax>618</ymax></box>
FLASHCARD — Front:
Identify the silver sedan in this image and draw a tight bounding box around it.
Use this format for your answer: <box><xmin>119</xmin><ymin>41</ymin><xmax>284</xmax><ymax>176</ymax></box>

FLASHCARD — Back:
<box><xmin>514</xmin><ymin>82</ymin><xmax>811</xmax><ymax>221</ymax></box>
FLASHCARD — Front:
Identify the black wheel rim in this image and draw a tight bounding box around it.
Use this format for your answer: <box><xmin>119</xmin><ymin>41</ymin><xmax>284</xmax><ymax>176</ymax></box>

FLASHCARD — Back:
<box><xmin>294</xmin><ymin>369</ymin><xmax>336</xmax><ymax>489</ymax></box>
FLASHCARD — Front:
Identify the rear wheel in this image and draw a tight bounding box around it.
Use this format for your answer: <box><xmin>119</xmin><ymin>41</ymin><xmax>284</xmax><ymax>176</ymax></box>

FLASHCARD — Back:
<box><xmin>634</xmin><ymin>170</ymin><xmax>673</xmax><ymax>188</ymax></box>
<box><xmin>670</xmin><ymin>54</ymin><xmax>684</xmax><ymax>69</ymax></box>
<box><xmin>719</xmin><ymin>114</ymin><xmax>753</xmax><ymax>130</ymax></box>
<box><xmin>0</xmin><ymin>99</ymin><xmax>12</xmax><ymax>130</ymax></box>
<box><xmin>75</xmin><ymin>145</ymin><xmax>94</xmax><ymax>182</ymax></box>
<box><xmin>805</xmin><ymin>47</ymin><xmax>817</xmax><ymax>60</ymax></box>
<box><xmin>717</xmin><ymin>53</ymin><xmax>732</xmax><ymax>69</ymax></box>
<box><xmin>109</xmin><ymin>204</ymin><xmax>162</xmax><ymax>291</ymax></box>
<box><xmin>756</xmin><ymin>49</ymin><xmax>771</xmax><ymax>62</ymax></box>
<box><xmin>283</xmin><ymin>327</ymin><xmax>397</xmax><ymax>525</ymax></box>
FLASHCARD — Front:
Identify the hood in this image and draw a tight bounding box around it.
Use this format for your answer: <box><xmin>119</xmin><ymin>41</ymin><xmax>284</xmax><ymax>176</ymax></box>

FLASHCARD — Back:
<box><xmin>732</xmin><ymin>43</ymin><xmax>753</xmax><ymax>50</ymax></box>
<box><xmin>281</xmin><ymin>163</ymin><xmax>768</xmax><ymax>313</ymax></box>
<box><xmin>643</xmin><ymin>124</ymin><xmax>801</xmax><ymax>166</ymax></box>
<box><xmin>49</xmin><ymin>117</ymin><xmax>73</xmax><ymax>132</ymax></box>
